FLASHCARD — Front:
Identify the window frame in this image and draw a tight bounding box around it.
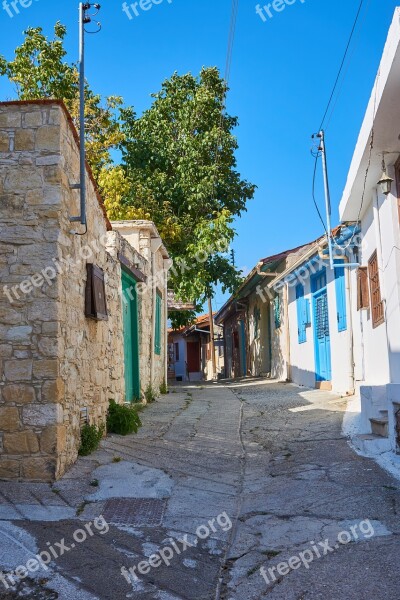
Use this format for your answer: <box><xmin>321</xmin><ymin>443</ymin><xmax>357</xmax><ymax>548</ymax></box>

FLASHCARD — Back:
<box><xmin>85</xmin><ymin>264</ymin><xmax>108</xmax><ymax>321</ymax></box>
<box><xmin>368</xmin><ymin>251</ymin><xmax>384</xmax><ymax>328</ymax></box>
<box><xmin>357</xmin><ymin>267</ymin><xmax>369</xmax><ymax>311</ymax></box>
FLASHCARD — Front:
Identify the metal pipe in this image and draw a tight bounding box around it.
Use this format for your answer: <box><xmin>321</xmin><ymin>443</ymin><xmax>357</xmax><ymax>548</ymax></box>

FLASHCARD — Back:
<box><xmin>319</xmin><ymin>130</ymin><xmax>334</xmax><ymax>270</ymax></box>
<box><xmin>79</xmin><ymin>2</ymin><xmax>86</xmax><ymax>226</ymax></box>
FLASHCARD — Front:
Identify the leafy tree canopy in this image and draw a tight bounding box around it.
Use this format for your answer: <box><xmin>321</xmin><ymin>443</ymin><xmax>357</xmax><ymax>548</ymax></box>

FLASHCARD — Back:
<box><xmin>0</xmin><ymin>25</ymin><xmax>256</xmax><ymax>323</ymax></box>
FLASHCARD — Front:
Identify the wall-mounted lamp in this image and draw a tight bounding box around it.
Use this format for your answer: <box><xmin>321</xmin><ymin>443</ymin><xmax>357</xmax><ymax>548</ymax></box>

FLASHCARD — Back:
<box><xmin>377</xmin><ymin>157</ymin><xmax>393</xmax><ymax>196</ymax></box>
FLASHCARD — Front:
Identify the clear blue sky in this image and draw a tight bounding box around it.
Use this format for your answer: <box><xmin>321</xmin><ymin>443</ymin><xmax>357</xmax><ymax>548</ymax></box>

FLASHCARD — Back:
<box><xmin>1</xmin><ymin>0</ymin><xmax>398</xmax><ymax>310</ymax></box>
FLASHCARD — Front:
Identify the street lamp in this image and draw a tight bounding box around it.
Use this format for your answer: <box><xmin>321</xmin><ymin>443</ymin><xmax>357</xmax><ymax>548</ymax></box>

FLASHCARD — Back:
<box><xmin>377</xmin><ymin>158</ymin><xmax>393</xmax><ymax>196</ymax></box>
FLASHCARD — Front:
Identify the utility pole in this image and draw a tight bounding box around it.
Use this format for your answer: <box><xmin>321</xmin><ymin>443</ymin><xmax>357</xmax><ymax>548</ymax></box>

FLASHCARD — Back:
<box><xmin>208</xmin><ymin>298</ymin><xmax>217</xmax><ymax>380</ymax></box>
<box><xmin>70</xmin><ymin>3</ymin><xmax>101</xmax><ymax>228</ymax></box>
<box><xmin>318</xmin><ymin>130</ymin><xmax>334</xmax><ymax>270</ymax></box>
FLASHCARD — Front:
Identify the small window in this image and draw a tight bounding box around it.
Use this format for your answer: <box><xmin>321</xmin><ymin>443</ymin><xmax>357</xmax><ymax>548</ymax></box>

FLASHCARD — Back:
<box><xmin>357</xmin><ymin>267</ymin><xmax>369</xmax><ymax>310</ymax></box>
<box><xmin>368</xmin><ymin>251</ymin><xmax>384</xmax><ymax>328</ymax></box>
<box><xmin>273</xmin><ymin>295</ymin><xmax>281</xmax><ymax>329</ymax></box>
<box><xmin>154</xmin><ymin>291</ymin><xmax>162</xmax><ymax>355</ymax></box>
<box><xmin>175</xmin><ymin>342</ymin><xmax>180</xmax><ymax>361</ymax></box>
<box><xmin>85</xmin><ymin>264</ymin><xmax>108</xmax><ymax>321</ymax></box>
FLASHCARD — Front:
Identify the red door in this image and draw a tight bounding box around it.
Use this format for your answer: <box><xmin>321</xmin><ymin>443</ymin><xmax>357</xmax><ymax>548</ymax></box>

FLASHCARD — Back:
<box><xmin>187</xmin><ymin>342</ymin><xmax>200</xmax><ymax>372</ymax></box>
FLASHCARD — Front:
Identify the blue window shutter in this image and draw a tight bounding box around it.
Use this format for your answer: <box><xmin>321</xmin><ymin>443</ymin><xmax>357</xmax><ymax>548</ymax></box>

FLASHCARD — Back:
<box><xmin>296</xmin><ymin>284</ymin><xmax>306</xmax><ymax>344</ymax></box>
<box><xmin>305</xmin><ymin>299</ymin><xmax>311</xmax><ymax>326</ymax></box>
<box><xmin>334</xmin><ymin>264</ymin><xmax>347</xmax><ymax>332</ymax></box>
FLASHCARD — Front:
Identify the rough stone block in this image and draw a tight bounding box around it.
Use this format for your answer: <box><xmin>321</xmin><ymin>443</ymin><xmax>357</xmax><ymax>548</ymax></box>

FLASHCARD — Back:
<box><xmin>35</xmin><ymin>126</ymin><xmax>60</xmax><ymax>152</ymax></box>
<box><xmin>40</xmin><ymin>425</ymin><xmax>66</xmax><ymax>454</ymax></box>
<box><xmin>33</xmin><ymin>360</ymin><xmax>58</xmax><ymax>379</ymax></box>
<box><xmin>0</xmin><ymin>112</ymin><xmax>21</xmax><ymax>127</ymax></box>
<box><xmin>41</xmin><ymin>378</ymin><xmax>64</xmax><ymax>403</ymax></box>
<box><xmin>42</xmin><ymin>322</ymin><xmax>59</xmax><ymax>335</ymax></box>
<box><xmin>22</xmin><ymin>403</ymin><xmax>60</xmax><ymax>427</ymax></box>
<box><xmin>2</xmin><ymin>384</ymin><xmax>36</xmax><ymax>404</ymax></box>
<box><xmin>4</xmin><ymin>359</ymin><xmax>33</xmax><ymax>381</ymax></box>
<box><xmin>3</xmin><ymin>326</ymin><xmax>32</xmax><ymax>343</ymax></box>
<box><xmin>4</xmin><ymin>169</ymin><xmax>42</xmax><ymax>191</ymax></box>
<box><xmin>0</xmin><ymin>131</ymin><xmax>9</xmax><ymax>152</ymax></box>
<box><xmin>24</xmin><ymin>111</ymin><xmax>43</xmax><ymax>128</ymax></box>
<box><xmin>15</xmin><ymin>129</ymin><xmax>35</xmax><ymax>151</ymax></box>
<box><xmin>4</xmin><ymin>431</ymin><xmax>39</xmax><ymax>454</ymax></box>
<box><xmin>0</xmin><ymin>459</ymin><xmax>20</xmax><ymax>479</ymax></box>
<box><xmin>22</xmin><ymin>457</ymin><xmax>56</xmax><ymax>482</ymax></box>
<box><xmin>0</xmin><ymin>407</ymin><xmax>20</xmax><ymax>431</ymax></box>
<box><xmin>38</xmin><ymin>337</ymin><xmax>58</xmax><ymax>357</ymax></box>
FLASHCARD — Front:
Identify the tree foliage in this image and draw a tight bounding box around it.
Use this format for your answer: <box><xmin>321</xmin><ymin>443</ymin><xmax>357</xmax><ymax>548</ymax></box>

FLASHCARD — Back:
<box><xmin>120</xmin><ymin>69</ymin><xmax>256</xmax><ymax>304</ymax></box>
<box><xmin>0</xmin><ymin>26</ymin><xmax>256</xmax><ymax>322</ymax></box>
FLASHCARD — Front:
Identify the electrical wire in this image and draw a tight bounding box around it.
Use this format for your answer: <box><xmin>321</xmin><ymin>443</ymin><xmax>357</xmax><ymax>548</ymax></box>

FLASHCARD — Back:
<box><xmin>324</xmin><ymin>0</ymin><xmax>372</xmax><ymax>132</ymax></box>
<box><xmin>312</xmin><ymin>151</ymin><xmax>328</xmax><ymax>236</ymax></box>
<box><xmin>318</xmin><ymin>0</ymin><xmax>366</xmax><ymax>133</ymax></box>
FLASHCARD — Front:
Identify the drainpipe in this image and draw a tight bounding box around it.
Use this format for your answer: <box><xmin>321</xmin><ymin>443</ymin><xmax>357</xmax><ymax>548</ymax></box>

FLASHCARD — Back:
<box><xmin>150</xmin><ymin>238</ymin><xmax>162</xmax><ymax>390</ymax></box>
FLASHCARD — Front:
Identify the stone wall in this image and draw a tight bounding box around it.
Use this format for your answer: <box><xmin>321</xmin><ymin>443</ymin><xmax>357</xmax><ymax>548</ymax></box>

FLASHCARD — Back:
<box><xmin>0</xmin><ymin>101</ymin><xmax>168</xmax><ymax>481</ymax></box>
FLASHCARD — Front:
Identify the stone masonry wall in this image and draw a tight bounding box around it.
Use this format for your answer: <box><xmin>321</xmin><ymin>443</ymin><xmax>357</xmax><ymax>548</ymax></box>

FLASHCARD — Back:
<box><xmin>0</xmin><ymin>101</ymin><xmax>168</xmax><ymax>481</ymax></box>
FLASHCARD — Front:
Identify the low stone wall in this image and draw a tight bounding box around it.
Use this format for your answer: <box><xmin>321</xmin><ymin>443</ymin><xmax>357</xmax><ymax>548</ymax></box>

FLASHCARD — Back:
<box><xmin>0</xmin><ymin>101</ymin><xmax>168</xmax><ymax>481</ymax></box>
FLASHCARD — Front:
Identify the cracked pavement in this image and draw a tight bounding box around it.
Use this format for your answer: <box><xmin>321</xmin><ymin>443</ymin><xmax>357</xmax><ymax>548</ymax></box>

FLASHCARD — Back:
<box><xmin>0</xmin><ymin>379</ymin><xmax>400</xmax><ymax>599</ymax></box>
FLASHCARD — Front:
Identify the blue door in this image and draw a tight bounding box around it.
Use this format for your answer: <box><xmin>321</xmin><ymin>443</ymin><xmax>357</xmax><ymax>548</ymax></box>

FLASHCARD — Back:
<box><xmin>312</xmin><ymin>270</ymin><xmax>332</xmax><ymax>382</ymax></box>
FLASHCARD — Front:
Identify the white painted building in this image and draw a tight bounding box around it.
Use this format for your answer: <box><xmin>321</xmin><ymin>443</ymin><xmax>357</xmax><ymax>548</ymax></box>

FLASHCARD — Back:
<box><xmin>339</xmin><ymin>8</ymin><xmax>400</xmax><ymax>453</ymax></box>
<box><xmin>267</xmin><ymin>228</ymin><xmax>358</xmax><ymax>397</ymax></box>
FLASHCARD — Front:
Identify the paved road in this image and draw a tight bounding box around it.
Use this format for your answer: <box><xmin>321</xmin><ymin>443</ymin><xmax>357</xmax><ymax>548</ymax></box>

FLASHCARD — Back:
<box><xmin>0</xmin><ymin>380</ymin><xmax>399</xmax><ymax>599</ymax></box>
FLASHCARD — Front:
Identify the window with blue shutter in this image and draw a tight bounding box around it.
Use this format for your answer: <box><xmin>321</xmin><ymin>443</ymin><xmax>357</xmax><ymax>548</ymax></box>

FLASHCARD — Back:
<box><xmin>334</xmin><ymin>263</ymin><xmax>347</xmax><ymax>332</ymax></box>
<box><xmin>296</xmin><ymin>284</ymin><xmax>307</xmax><ymax>344</ymax></box>
<box><xmin>273</xmin><ymin>295</ymin><xmax>281</xmax><ymax>329</ymax></box>
<box><xmin>154</xmin><ymin>292</ymin><xmax>162</xmax><ymax>355</ymax></box>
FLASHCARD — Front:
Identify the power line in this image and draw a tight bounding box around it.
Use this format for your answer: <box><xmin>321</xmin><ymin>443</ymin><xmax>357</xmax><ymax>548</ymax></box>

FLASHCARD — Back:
<box><xmin>318</xmin><ymin>0</ymin><xmax>366</xmax><ymax>132</ymax></box>
<box><xmin>312</xmin><ymin>151</ymin><xmax>328</xmax><ymax>236</ymax></box>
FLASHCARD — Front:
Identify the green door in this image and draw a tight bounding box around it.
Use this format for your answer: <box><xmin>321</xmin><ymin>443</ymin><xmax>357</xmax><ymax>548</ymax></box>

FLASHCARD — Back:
<box><xmin>122</xmin><ymin>271</ymin><xmax>140</xmax><ymax>402</ymax></box>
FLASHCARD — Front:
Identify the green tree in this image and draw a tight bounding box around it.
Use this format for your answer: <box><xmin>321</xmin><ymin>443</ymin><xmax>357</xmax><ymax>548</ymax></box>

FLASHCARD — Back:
<box><xmin>119</xmin><ymin>68</ymin><xmax>256</xmax><ymax>306</ymax></box>
<box><xmin>0</xmin><ymin>27</ymin><xmax>256</xmax><ymax>320</ymax></box>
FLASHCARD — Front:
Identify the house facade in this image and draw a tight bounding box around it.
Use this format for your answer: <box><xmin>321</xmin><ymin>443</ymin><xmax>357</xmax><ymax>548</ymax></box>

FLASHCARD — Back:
<box><xmin>0</xmin><ymin>100</ymin><xmax>169</xmax><ymax>481</ymax></box>
<box><xmin>339</xmin><ymin>8</ymin><xmax>400</xmax><ymax>453</ymax></box>
<box><xmin>168</xmin><ymin>314</ymin><xmax>224</xmax><ymax>381</ymax></box>
<box><xmin>267</xmin><ymin>227</ymin><xmax>359</xmax><ymax>396</ymax></box>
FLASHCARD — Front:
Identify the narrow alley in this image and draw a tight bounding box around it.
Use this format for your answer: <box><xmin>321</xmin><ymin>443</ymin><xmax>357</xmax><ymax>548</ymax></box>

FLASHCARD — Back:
<box><xmin>0</xmin><ymin>380</ymin><xmax>399</xmax><ymax>599</ymax></box>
